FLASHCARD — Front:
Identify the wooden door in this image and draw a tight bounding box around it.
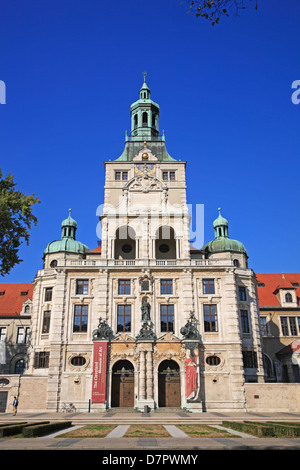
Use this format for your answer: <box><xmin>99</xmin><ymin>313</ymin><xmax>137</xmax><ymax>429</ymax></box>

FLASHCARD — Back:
<box><xmin>120</xmin><ymin>376</ymin><xmax>134</xmax><ymax>407</ymax></box>
<box><xmin>158</xmin><ymin>361</ymin><xmax>181</xmax><ymax>408</ymax></box>
<box><xmin>165</xmin><ymin>376</ymin><xmax>180</xmax><ymax>407</ymax></box>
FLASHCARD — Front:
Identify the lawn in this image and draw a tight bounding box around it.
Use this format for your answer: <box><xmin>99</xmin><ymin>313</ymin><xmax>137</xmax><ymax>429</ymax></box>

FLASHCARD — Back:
<box><xmin>58</xmin><ymin>424</ymin><xmax>116</xmax><ymax>438</ymax></box>
<box><xmin>177</xmin><ymin>424</ymin><xmax>236</xmax><ymax>438</ymax></box>
<box><xmin>124</xmin><ymin>425</ymin><xmax>171</xmax><ymax>438</ymax></box>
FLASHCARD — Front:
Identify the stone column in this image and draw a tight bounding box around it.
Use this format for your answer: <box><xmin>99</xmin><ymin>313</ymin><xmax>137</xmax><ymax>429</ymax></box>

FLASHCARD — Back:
<box><xmin>139</xmin><ymin>351</ymin><xmax>146</xmax><ymax>400</ymax></box>
<box><xmin>146</xmin><ymin>351</ymin><xmax>153</xmax><ymax>400</ymax></box>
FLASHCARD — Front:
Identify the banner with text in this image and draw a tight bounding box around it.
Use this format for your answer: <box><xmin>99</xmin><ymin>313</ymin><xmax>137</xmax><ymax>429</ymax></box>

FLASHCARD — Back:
<box><xmin>92</xmin><ymin>341</ymin><xmax>107</xmax><ymax>403</ymax></box>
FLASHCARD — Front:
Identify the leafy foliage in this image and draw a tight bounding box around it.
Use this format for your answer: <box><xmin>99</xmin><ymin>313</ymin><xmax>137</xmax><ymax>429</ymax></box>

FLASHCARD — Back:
<box><xmin>0</xmin><ymin>169</ymin><xmax>40</xmax><ymax>276</ymax></box>
<box><xmin>183</xmin><ymin>0</ymin><xmax>258</xmax><ymax>25</ymax></box>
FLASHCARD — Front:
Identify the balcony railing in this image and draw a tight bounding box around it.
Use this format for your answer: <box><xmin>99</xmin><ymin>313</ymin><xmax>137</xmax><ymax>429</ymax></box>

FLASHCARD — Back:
<box><xmin>56</xmin><ymin>258</ymin><xmax>234</xmax><ymax>268</ymax></box>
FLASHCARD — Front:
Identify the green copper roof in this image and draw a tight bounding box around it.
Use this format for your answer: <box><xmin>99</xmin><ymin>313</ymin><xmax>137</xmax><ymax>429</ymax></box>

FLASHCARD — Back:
<box><xmin>202</xmin><ymin>237</ymin><xmax>247</xmax><ymax>255</ymax></box>
<box><xmin>44</xmin><ymin>210</ymin><xmax>89</xmax><ymax>256</ymax></box>
<box><xmin>213</xmin><ymin>208</ymin><xmax>228</xmax><ymax>228</ymax></box>
<box><xmin>61</xmin><ymin>208</ymin><xmax>77</xmax><ymax>227</ymax></box>
<box><xmin>116</xmin><ymin>141</ymin><xmax>176</xmax><ymax>162</ymax></box>
<box><xmin>202</xmin><ymin>209</ymin><xmax>247</xmax><ymax>255</ymax></box>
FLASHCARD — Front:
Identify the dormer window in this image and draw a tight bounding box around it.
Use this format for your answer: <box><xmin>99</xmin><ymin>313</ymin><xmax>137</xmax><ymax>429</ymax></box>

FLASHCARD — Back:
<box><xmin>20</xmin><ymin>291</ymin><xmax>28</xmax><ymax>296</ymax></box>
<box><xmin>285</xmin><ymin>293</ymin><xmax>293</xmax><ymax>303</ymax></box>
<box><xmin>0</xmin><ymin>291</ymin><xmax>5</xmax><ymax>296</ymax></box>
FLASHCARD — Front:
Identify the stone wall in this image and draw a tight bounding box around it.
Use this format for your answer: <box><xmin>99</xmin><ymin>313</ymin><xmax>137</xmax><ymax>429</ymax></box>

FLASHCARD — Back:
<box><xmin>245</xmin><ymin>383</ymin><xmax>300</xmax><ymax>413</ymax></box>
<box><xmin>18</xmin><ymin>376</ymin><xmax>48</xmax><ymax>413</ymax></box>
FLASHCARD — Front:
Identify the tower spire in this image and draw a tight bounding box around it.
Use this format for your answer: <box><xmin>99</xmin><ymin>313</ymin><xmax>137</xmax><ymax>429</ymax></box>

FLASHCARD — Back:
<box><xmin>129</xmin><ymin>74</ymin><xmax>159</xmax><ymax>140</ymax></box>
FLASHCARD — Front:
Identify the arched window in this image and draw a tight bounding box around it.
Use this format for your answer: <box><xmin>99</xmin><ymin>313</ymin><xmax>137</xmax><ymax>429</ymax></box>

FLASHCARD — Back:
<box><xmin>15</xmin><ymin>359</ymin><xmax>26</xmax><ymax>375</ymax></box>
<box><xmin>142</xmin><ymin>112</ymin><xmax>148</xmax><ymax>127</ymax></box>
<box><xmin>285</xmin><ymin>293</ymin><xmax>293</xmax><ymax>303</ymax></box>
<box><xmin>24</xmin><ymin>305</ymin><xmax>30</xmax><ymax>313</ymax></box>
<box><xmin>134</xmin><ymin>114</ymin><xmax>138</xmax><ymax>129</ymax></box>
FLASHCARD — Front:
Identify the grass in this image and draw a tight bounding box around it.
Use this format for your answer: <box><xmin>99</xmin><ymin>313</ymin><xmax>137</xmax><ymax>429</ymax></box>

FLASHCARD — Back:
<box><xmin>124</xmin><ymin>425</ymin><xmax>171</xmax><ymax>438</ymax></box>
<box><xmin>177</xmin><ymin>424</ymin><xmax>237</xmax><ymax>438</ymax></box>
<box><xmin>57</xmin><ymin>424</ymin><xmax>116</xmax><ymax>438</ymax></box>
<box><xmin>55</xmin><ymin>424</ymin><xmax>235</xmax><ymax>438</ymax></box>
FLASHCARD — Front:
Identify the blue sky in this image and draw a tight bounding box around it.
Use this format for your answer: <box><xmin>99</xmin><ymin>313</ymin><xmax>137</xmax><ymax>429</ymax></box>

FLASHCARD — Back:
<box><xmin>0</xmin><ymin>0</ymin><xmax>299</xmax><ymax>282</ymax></box>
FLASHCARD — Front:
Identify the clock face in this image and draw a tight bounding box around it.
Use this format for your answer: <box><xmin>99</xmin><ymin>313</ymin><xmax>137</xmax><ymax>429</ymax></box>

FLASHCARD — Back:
<box><xmin>135</xmin><ymin>164</ymin><xmax>155</xmax><ymax>177</ymax></box>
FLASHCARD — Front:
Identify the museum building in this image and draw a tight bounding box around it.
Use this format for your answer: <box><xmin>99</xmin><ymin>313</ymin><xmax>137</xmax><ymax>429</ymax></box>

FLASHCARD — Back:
<box><xmin>2</xmin><ymin>77</ymin><xmax>294</xmax><ymax>414</ymax></box>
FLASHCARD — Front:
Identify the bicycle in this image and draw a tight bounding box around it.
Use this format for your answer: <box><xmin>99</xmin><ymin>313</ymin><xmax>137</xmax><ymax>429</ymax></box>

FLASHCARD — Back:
<box><xmin>61</xmin><ymin>402</ymin><xmax>76</xmax><ymax>413</ymax></box>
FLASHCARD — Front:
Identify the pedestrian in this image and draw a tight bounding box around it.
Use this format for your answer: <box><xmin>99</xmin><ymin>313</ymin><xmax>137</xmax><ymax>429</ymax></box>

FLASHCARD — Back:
<box><xmin>12</xmin><ymin>396</ymin><xmax>18</xmax><ymax>416</ymax></box>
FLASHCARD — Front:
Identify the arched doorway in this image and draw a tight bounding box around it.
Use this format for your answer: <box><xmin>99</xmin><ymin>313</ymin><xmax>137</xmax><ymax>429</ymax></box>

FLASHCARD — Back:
<box><xmin>111</xmin><ymin>360</ymin><xmax>134</xmax><ymax>407</ymax></box>
<box><xmin>158</xmin><ymin>360</ymin><xmax>181</xmax><ymax>407</ymax></box>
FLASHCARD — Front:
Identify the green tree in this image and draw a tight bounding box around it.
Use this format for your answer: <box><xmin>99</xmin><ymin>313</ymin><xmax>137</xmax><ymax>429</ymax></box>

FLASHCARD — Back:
<box><xmin>0</xmin><ymin>169</ymin><xmax>40</xmax><ymax>276</ymax></box>
<box><xmin>183</xmin><ymin>0</ymin><xmax>258</xmax><ymax>25</ymax></box>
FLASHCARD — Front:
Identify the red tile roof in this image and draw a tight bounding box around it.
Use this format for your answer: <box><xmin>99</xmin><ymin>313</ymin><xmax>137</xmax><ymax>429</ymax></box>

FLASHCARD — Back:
<box><xmin>256</xmin><ymin>273</ymin><xmax>300</xmax><ymax>307</ymax></box>
<box><xmin>0</xmin><ymin>283</ymin><xmax>33</xmax><ymax>316</ymax></box>
<box><xmin>90</xmin><ymin>245</ymin><xmax>101</xmax><ymax>253</ymax></box>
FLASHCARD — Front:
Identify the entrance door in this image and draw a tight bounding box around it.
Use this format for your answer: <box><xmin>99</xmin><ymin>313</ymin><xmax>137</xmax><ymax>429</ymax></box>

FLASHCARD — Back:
<box><xmin>111</xmin><ymin>360</ymin><xmax>134</xmax><ymax>407</ymax></box>
<box><xmin>158</xmin><ymin>360</ymin><xmax>181</xmax><ymax>407</ymax></box>
<box><xmin>0</xmin><ymin>392</ymin><xmax>8</xmax><ymax>413</ymax></box>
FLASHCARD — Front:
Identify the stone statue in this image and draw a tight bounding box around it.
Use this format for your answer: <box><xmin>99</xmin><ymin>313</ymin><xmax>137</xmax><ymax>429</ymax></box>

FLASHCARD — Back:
<box><xmin>92</xmin><ymin>317</ymin><xmax>113</xmax><ymax>340</ymax></box>
<box><xmin>141</xmin><ymin>298</ymin><xmax>151</xmax><ymax>322</ymax></box>
<box><xmin>180</xmin><ymin>311</ymin><xmax>201</xmax><ymax>340</ymax></box>
<box><xmin>136</xmin><ymin>321</ymin><xmax>157</xmax><ymax>340</ymax></box>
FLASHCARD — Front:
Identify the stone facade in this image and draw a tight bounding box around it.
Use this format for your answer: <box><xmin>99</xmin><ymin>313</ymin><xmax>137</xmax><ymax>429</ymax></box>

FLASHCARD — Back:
<box><xmin>0</xmin><ymin>78</ymin><xmax>268</xmax><ymax>413</ymax></box>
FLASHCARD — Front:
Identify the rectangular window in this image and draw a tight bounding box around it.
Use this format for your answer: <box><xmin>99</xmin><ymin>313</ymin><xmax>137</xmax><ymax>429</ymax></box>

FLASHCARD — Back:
<box><xmin>45</xmin><ymin>287</ymin><xmax>52</xmax><ymax>302</ymax></box>
<box><xmin>17</xmin><ymin>327</ymin><xmax>24</xmax><ymax>344</ymax></box>
<box><xmin>160</xmin><ymin>304</ymin><xmax>174</xmax><ymax>332</ymax></box>
<box><xmin>238</xmin><ymin>286</ymin><xmax>247</xmax><ymax>301</ymax></box>
<box><xmin>240</xmin><ymin>309</ymin><xmax>250</xmax><ymax>333</ymax></box>
<box><xmin>203</xmin><ymin>304</ymin><xmax>218</xmax><ymax>332</ymax></box>
<box><xmin>162</xmin><ymin>171</ymin><xmax>176</xmax><ymax>181</ymax></box>
<box><xmin>25</xmin><ymin>327</ymin><xmax>30</xmax><ymax>343</ymax></box>
<box><xmin>242</xmin><ymin>350</ymin><xmax>258</xmax><ymax>368</ymax></box>
<box><xmin>117</xmin><ymin>304</ymin><xmax>131</xmax><ymax>332</ymax></box>
<box><xmin>160</xmin><ymin>279</ymin><xmax>173</xmax><ymax>295</ymax></box>
<box><xmin>118</xmin><ymin>279</ymin><xmax>131</xmax><ymax>295</ymax></box>
<box><xmin>73</xmin><ymin>305</ymin><xmax>88</xmax><ymax>332</ymax></box>
<box><xmin>289</xmin><ymin>317</ymin><xmax>298</xmax><ymax>336</ymax></box>
<box><xmin>260</xmin><ymin>316</ymin><xmax>268</xmax><ymax>336</ymax></box>
<box><xmin>0</xmin><ymin>327</ymin><xmax>6</xmax><ymax>342</ymax></box>
<box><xmin>281</xmin><ymin>317</ymin><xmax>289</xmax><ymax>336</ymax></box>
<box><xmin>203</xmin><ymin>279</ymin><xmax>215</xmax><ymax>294</ymax></box>
<box><xmin>34</xmin><ymin>351</ymin><xmax>50</xmax><ymax>369</ymax></box>
<box><xmin>115</xmin><ymin>171</ymin><xmax>128</xmax><ymax>181</ymax></box>
<box><xmin>42</xmin><ymin>311</ymin><xmax>51</xmax><ymax>334</ymax></box>
<box><xmin>76</xmin><ymin>280</ymin><xmax>89</xmax><ymax>295</ymax></box>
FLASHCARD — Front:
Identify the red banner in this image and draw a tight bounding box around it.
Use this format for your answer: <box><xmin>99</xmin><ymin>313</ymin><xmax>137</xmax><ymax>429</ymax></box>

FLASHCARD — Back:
<box><xmin>92</xmin><ymin>341</ymin><xmax>107</xmax><ymax>403</ymax></box>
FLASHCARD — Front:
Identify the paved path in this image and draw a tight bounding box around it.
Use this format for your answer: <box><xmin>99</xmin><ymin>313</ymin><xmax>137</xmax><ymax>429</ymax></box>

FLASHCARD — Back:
<box><xmin>0</xmin><ymin>410</ymin><xmax>300</xmax><ymax>450</ymax></box>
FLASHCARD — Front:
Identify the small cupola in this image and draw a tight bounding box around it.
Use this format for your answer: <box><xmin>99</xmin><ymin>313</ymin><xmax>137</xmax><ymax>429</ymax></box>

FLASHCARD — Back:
<box><xmin>139</xmin><ymin>72</ymin><xmax>151</xmax><ymax>100</ymax></box>
<box><xmin>61</xmin><ymin>209</ymin><xmax>77</xmax><ymax>239</ymax></box>
<box><xmin>213</xmin><ymin>208</ymin><xmax>229</xmax><ymax>238</ymax></box>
